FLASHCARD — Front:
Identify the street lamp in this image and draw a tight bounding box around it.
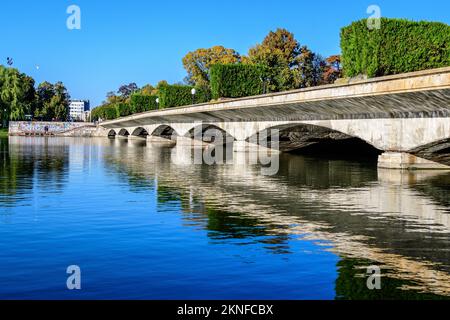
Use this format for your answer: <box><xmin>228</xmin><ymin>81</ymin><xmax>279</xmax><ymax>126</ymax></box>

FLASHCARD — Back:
<box><xmin>156</xmin><ymin>98</ymin><xmax>159</xmax><ymax>109</ymax></box>
<box><xmin>191</xmin><ymin>88</ymin><xmax>196</xmax><ymax>105</ymax></box>
<box><xmin>2</xmin><ymin>108</ymin><xmax>6</xmax><ymax>128</ymax></box>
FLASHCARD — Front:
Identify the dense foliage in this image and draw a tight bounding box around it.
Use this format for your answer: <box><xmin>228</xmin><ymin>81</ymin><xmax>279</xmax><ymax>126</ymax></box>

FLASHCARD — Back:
<box><xmin>0</xmin><ymin>65</ymin><xmax>70</xmax><ymax>125</ymax></box>
<box><xmin>90</xmin><ymin>103</ymin><xmax>118</xmax><ymax>121</ymax></box>
<box><xmin>93</xmin><ymin>20</ymin><xmax>448</xmax><ymax>121</ymax></box>
<box><xmin>158</xmin><ymin>84</ymin><xmax>210</xmax><ymax>108</ymax></box>
<box><xmin>34</xmin><ymin>81</ymin><xmax>70</xmax><ymax>121</ymax></box>
<box><xmin>0</xmin><ymin>66</ymin><xmax>35</xmax><ymax>122</ymax></box>
<box><xmin>130</xmin><ymin>94</ymin><xmax>159</xmax><ymax>113</ymax></box>
<box><xmin>210</xmin><ymin>64</ymin><xmax>268</xmax><ymax>99</ymax></box>
<box><xmin>182</xmin><ymin>46</ymin><xmax>241</xmax><ymax>87</ymax></box>
<box><xmin>244</xmin><ymin>28</ymin><xmax>326</xmax><ymax>92</ymax></box>
<box><xmin>341</xmin><ymin>18</ymin><xmax>450</xmax><ymax>77</ymax></box>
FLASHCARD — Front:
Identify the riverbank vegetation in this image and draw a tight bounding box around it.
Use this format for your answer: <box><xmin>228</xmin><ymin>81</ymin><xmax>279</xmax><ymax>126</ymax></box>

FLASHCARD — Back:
<box><xmin>0</xmin><ymin>66</ymin><xmax>71</xmax><ymax>127</ymax></box>
<box><xmin>92</xmin><ymin>18</ymin><xmax>448</xmax><ymax>121</ymax></box>
<box><xmin>0</xmin><ymin>128</ymin><xmax>8</xmax><ymax>137</ymax></box>
<box><xmin>91</xmin><ymin>27</ymin><xmax>343</xmax><ymax>121</ymax></box>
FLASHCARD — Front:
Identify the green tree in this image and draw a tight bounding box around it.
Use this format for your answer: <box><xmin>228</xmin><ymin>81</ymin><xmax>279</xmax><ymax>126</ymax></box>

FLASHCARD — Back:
<box><xmin>117</xmin><ymin>83</ymin><xmax>138</xmax><ymax>98</ymax></box>
<box><xmin>182</xmin><ymin>46</ymin><xmax>241</xmax><ymax>87</ymax></box>
<box><xmin>52</xmin><ymin>82</ymin><xmax>70</xmax><ymax>121</ymax></box>
<box><xmin>35</xmin><ymin>81</ymin><xmax>54</xmax><ymax>120</ymax></box>
<box><xmin>35</xmin><ymin>81</ymin><xmax>70</xmax><ymax>121</ymax></box>
<box><xmin>0</xmin><ymin>66</ymin><xmax>36</xmax><ymax>122</ymax></box>
<box><xmin>245</xmin><ymin>28</ymin><xmax>323</xmax><ymax>92</ymax></box>
<box><xmin>140</xmin><ymin>84</ymin><xmax>157</xmax><ymax>96</ymax></box>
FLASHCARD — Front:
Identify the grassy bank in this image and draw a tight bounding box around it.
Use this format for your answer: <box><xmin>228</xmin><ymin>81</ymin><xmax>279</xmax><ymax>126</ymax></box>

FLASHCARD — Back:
<box><xmin>0</xmin><ymin>128</ymin><xmax>9</xmax><ymax>137</ymax></box>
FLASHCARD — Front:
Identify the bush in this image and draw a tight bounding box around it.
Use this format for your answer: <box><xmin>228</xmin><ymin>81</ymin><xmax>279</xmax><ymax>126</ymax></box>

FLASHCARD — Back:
<box><xmin>115</xmin><ymin>102</ymin><xmax>132</xmax><ymax>117</ymax></box>
<box><xmin>91</xmin><ymin>104</ymin><xmax>118</xmax><ymax>121</ymax></box>
<box><xmin>130</xmin><ymin>94</ymin><xmax>159</xmax><ymax>113</ymax></box>
<box><xmin>210</xmin><ymin>64</ymin><xmax>267</xmax><ymax>99</ymax></box>
<box><xmin>158</xmin><ymin>84</ymin><xmax>210</xmax><ymax>108</ymax></box>
<box><xmin>104</xmin><ymin>105</ymin><xmax>119</xmax><ymax>119</ymax></box>
<box><xmin>341</xmin><ymin>18</ymin><xmax>450</xmax><ymax>78</ymax></box>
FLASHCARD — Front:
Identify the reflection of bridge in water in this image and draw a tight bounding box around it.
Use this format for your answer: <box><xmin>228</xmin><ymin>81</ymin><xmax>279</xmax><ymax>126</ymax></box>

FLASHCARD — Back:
<box><xmin>100</xmin><ymin>138</ymin><xmax>450</xmax><ymax>297</ymax></box>
<box><xmin>4</xmin><ymin>136</ymin><xmax>450</xmax><ymax>298</ymax></box>
<box><xmin>102</xmin><ymin>67</ymin><xmax>450</xmax><ymax>170</ymax></box>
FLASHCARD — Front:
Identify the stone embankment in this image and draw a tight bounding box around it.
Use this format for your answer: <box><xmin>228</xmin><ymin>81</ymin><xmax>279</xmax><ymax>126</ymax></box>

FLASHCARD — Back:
<box><xmin>8</xmin><ymin>121</ymin><xmax>108</xmax><ymax>137</ymax></box>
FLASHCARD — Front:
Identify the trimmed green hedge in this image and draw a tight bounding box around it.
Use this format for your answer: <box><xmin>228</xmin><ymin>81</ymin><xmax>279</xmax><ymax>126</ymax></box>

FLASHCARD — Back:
<box><xmin>130</xmin><ymin>94</ymin><xmax>159</xmax><ymax>113</ymax></box>
<box><xmin>341</xmin><ymin>18</ymin><xmax>450</xmax><ymax>78</ymax></box>
<box><xmin>116</xmin><ymin>102</ymin><xmax>132</xmax><ymax>117</ymax></box>
<box><xmin>91</xmin><ymin>104</ymin><xmax>119</xmax><ymax>121</ymax></box>
<box><xmin>210</xmin><ymin>64</ymin><xmax>267</xmax><ymax>99</ymax></box>
<box><xmin>158</xmin><ymin>84</ymin><xmax>210</xmax><ymax>108</ymax></box>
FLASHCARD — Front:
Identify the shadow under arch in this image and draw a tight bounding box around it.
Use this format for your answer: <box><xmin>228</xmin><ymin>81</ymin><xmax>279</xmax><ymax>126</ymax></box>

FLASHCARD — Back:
<box><xmin>186</xmin><ymin>124</ymin><xmax>235</xmax><ymax>146</ymax></box>
<box><xmin>150</xmin><ymin>125</ymin><xmax>179</xmax><ymax>140</ymax></box>
<box><xmin>409</xmin><ymin>138</ymin><xmax>450</xmax><ymax>167</ymax></box>
<box><xmin>118</xmin><ymin>129</ymin><xmax>130</xmax><ymax>137</ymax></box>
<box><xmin>131</xmin><ymin>127</ymin><xmax>149</xmax><ymax>138</ymax></box>
<box><xmin>108</xmin><ymin>129</ymin><xmax>117</xmax><ymax>138</ymax></box>
<box><xmin>247</xmin><ymin>123</ymin><xmax>382</xmax><ymax>157</ymax></box>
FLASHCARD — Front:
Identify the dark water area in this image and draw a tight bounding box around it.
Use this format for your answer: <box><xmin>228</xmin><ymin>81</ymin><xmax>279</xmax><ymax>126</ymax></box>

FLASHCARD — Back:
<box><xmin>0</xmin><ymin>137</ymin><xmax>449</xmax><ymax>299</ymax></box>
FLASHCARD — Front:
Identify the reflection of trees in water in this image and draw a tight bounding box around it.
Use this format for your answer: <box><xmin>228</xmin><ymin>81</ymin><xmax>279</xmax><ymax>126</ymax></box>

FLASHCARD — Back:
<box><xmin>157</xmin><ymin>185</ymin><xmax>181</xmax><ymax>204</ymax></box>
<box><xmin>335</xmin><ymin>258</ymin><xmax>449</xmax><ymax>300</ymax></box>
<box><xmin>102</xmin><ymin>142</ymin><xmax>450</xmax><ymax>297</ymax></box>
<box><xmin>203</xmin><ymin>206</ymin><xmax>292</xmax><ymax>255</ymax></box>
<box><xmin>0</xmin><ymin>138</ymin><xmax>69</xmax><ymax>206</ymax></box>
<box><xmin>0</xmin><ymin>138</ymin><xmax>35</xmax><ymax>202</ymax></box>
<box><xmin>103</xmin><ymin>146</ymin><xmax>295</xmax><ymax>255</ymax></box>
<box><xmin>103</xmin><ymin>146</ymin><xmax>450</xmax><ymax>263</ymax></box>
<box><xmin>155</xmin><ymin>181</ymin><xmax>293</xmax><ymax>254</ymax></box>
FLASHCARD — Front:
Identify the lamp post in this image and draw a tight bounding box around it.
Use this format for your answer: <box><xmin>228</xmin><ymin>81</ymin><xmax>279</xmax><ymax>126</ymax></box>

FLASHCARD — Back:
<box><xmin>2</xmin><ymin>108</ymin><xmax>6</xmax><ymax>128</ymax></box>
<box><xmin>156</xmin><ymin>98</ymin><xmax>159</xmax><ymax>109</ymax></box>
<box><xmin>191</xmin><ymin>88</ymin><xmax>196</xmax><ymax>105</ymax></box>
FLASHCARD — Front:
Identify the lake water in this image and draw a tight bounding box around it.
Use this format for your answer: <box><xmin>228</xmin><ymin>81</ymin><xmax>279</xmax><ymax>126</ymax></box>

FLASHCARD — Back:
<box><xmin>0</xmin><ymin>137</ymin><xmax>449</xmax><ymax>300</ymax></box>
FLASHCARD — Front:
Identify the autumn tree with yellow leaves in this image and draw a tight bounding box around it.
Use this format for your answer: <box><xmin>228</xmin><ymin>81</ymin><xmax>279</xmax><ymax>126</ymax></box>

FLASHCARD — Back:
<box><xmin>182</xmin><ymin>46</ymin><xmax>241</xmax><ymax>87</ymax></box>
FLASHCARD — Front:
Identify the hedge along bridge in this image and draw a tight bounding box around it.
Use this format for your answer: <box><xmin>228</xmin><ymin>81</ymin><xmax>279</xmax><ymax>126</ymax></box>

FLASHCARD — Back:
<box><xmin>100</xmin><ymin>67</ymin><xmax>450</xmax><ymax>170</ymax></box>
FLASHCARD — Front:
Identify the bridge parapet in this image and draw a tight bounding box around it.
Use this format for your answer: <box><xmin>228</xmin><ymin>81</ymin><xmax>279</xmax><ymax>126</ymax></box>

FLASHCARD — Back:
<box><xmin>101</xmin><ymin>67</ymin><xmax>450</xmax><ymax>170</ymax></box>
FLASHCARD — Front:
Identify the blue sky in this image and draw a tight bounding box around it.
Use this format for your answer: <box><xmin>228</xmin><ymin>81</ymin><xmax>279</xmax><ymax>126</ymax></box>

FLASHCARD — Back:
<box><xmin>1</xmin><ymin>0</ymin><xmax>449</xmax><ymax>107</ymax></box>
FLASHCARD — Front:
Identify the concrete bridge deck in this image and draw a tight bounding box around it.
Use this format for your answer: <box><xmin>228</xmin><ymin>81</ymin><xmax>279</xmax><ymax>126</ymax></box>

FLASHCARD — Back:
<box><xmin>101</xmin><ymin>67</ymin><xmax>450</xmax><ymax>169</ymax></box>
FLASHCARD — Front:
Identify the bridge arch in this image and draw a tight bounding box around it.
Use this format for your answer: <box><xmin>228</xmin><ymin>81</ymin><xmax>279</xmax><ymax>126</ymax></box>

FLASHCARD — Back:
<box><xmin>107</xmin><ymin>129</ymin><xmax>117</xmax><ymax>138</ymax></box>
<box><xmin>245</xmin><ymin>122</ymin><xmax>383</xmax><ymax>154</ymax></box>
<box><xmin>118</xmin><ymin>129</ymin><xmax>130</xmax><ymax>137</ymax></box>
<box><xmin>410</xmin><ymin>138</ymin><xmax>450</xmax><ymax>166</ymax></box>
<box><xmin>131</xmin><ymin>127</ymin><xmax>149</xmax><ymax>138</ymax></box>
<box><xmin>150</xmin><ymin>125</ymin><xmax>179</xmax><ymax>139</ymax></box>
<box><xmin>186</xmin><ymin>123</ymin><xmax>235</xmax><ymax>145</ymax></box>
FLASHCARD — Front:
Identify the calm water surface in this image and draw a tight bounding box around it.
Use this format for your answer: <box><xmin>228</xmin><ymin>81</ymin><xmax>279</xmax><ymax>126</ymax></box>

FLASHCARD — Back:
<box><xmin>0</xmin><ymin>137</ymin><xmax>449</xmax><ymax>299</ymax></box>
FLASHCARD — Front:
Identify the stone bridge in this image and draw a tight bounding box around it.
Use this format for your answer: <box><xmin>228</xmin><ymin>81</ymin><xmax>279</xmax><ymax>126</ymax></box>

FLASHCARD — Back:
<box><xmin>100</xmin><ymin>67</ymin><xmax>450</xmax><ymax>169</ymax></box>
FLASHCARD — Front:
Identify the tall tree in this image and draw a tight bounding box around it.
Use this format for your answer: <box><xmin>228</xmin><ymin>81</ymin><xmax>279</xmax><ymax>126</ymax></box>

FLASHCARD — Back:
<box><xmin>245</xmin><ymin>28</ymin><xmax>324</xmax><ymax>92</ymax></box>
<box><xmin>140</xmin><ymin>84</ymin><xmax>157</xmax><ymax>96</ymax></box>
<box><xmin>35</xmin><ymin>81</ymin><xmax>70</xmax><ymax>121</ymax></box>
<box><xmin>182</xmin><ymin>46</ymin><xmax>241</xmax><ymax>87</ymax></box>
<box><xmin>117</xmin><ymin>83</ymin><xmax>138</xmax><ymax>98</ymax></box>
<box><xmin>52</xmin><ymin>82</ymin><xmax>70</xmax><ymax>121</ymax></box>
<box><xmin>322</xmin><ymin>55</ymin><xmax>342</xmax><ymax>84</ymax></box>
<box><xmin>0</xmin><ymin>66</ymin><xmax>36</xmax><ymax>121</ymax></box>
<box><xmin>35</xmin><ymin>82</ymin><xmax>56</xmax><ymax>120</ymax></box>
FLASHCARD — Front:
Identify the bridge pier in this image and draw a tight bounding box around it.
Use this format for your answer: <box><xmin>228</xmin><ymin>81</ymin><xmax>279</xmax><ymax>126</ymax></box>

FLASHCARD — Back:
<box><xmin>233</xmin><ymin>140</ymin><xmax>260</xmax><ymax>152</ymax></box>
<box><xmin>147</xmin><ymin>135</ymin><xmax>176</xmax><ymax>146</ymax></box>
<box><xmin>176</xmin><ymin>136</ymin><xmax>211</xmax><ymax>148</ymax></box>
<box><xmin>233</xmin><ymin>140</ymin><xmax>279</xmax><ymax>153</ymax></box>
<box><xmin>128</xmin><ymin>135</ymin><xmax>147</xmax><ymax>141</ymax></box>
<box><xmin>378</xmin><ymin>152</ymin><xmax>450</xmax><ymax>170</ymax></box>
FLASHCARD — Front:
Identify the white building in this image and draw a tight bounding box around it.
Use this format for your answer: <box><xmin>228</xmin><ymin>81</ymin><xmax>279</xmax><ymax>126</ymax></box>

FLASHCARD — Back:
<box><xmin>69</xmin><ymin>100</ymin><xmax>90</xmax><ymax>122</ymax></box>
